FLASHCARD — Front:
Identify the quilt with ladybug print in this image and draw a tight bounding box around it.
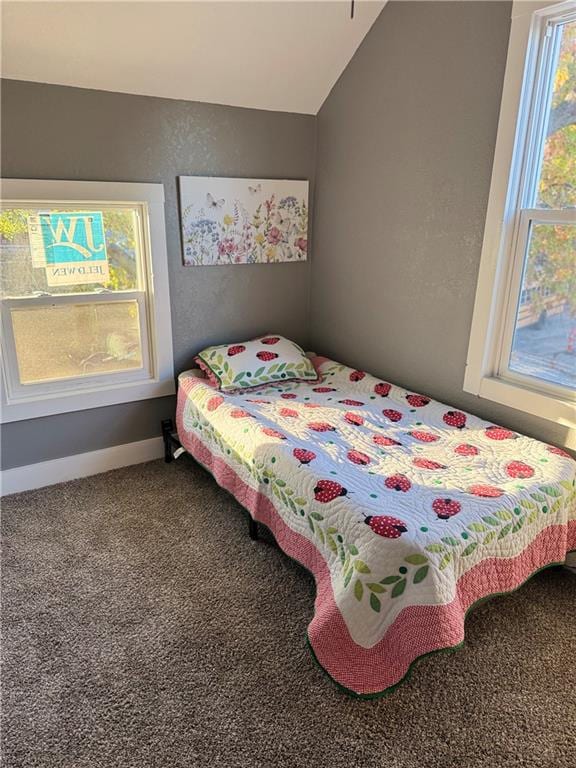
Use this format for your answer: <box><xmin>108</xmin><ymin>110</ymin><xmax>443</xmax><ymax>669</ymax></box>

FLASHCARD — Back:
<box><xmin>176</xmin><ymin>356</ymin><xmax>576</xmax><ymax>697</ymax></box>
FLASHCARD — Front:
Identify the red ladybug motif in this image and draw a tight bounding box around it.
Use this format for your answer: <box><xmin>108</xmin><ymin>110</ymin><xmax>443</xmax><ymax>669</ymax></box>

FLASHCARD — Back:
<box><xmin>347</xmin><ymin>450</ymin><xmax>371</xmax><ymax>466</ymax></box>
<box><xmin>385</xmin><ymin>473</ymin><xmax>411</xmax><ymax>492</ymax></box>
<box><xmin>374</xmin><ymin>382</ymin><xmax>391</xmax><ymax>397</ymax></box>
<box><xmin>246</xmin><ymin>398</ymin><xmax>269</xmax><ymax>404</ymax></box>
<box><xmin>413</xmin><ymin>458</ymin><xmax>446</xmax><ymax>470</ymax></box>
<box><xmin>365</xmin><ymin>515</ymin><xmax>407</xmax><ymax>539</ymax></box>
<box><xmin>485</xmin><ymin>426</ymin><xmax>517</xmax><ymax>441</ymax></box>
<box><xmin>406</xmin><ymin>394</ymin><xmax>430</xmax><ymax>407</ymax></box>
<box><xmin>206</xmin><ymin>395</ymin><xmax>224</xmax><ymax>412</ymax></box>
<box><xmin>313</xmin><ymin>386</ymin><xmax>336</xmax><ymax>393</ymax></box>
<box><xmin>350</xmin><ymin>370</ymin><xmax>365</xmax><ymax>382</ymax></box>
<box><xmin>469</xmin><ymin>484</ymin><xmax>504</xmax><ymax>498</ymax></box>
<box><xmin>455</xmin><ymin>443</ymin><xmax>479</xmax><ymax>456</ymax></box>
<box><xmin>228</xmin><ymin>345</ymin><xmax>246</xmax><ymax>357</ymax></box>
<box><xmin>308</xmin><ymin>422</ymin><xmax>336</xmax><ymax>432</ymax></box>
<box><xmin>260</xmin><ymin>336</ymin><xmax>280</xmax><ymax>345</ymax></box>
<box><xmin>373</xmin><ymin>435</ymin><xmax>402</xmax><ymax>447</ymax></box>
<box><xmin>293</xmin><ymin>448</ymin><xmax>316</xmax><ymax>465</ymax></box>
<box><xmin>443</xmin><ymin>411</ymin><xmax>467</xmax><ymax>429</ymax></box>
<box><xmin>383</xmin><ymin>409</ymin><xmax>403</xmax><ymax>422</ymax></box>
<box><xmin>257</xmin><ymin>351</ymin><xmax>278</xmax><ymax>361</ymax></box>
<box><xmin>547</xmin><ymin>445</ymin><xmax>571</xmax><ymax>458</ymax></box>
<box><xmin>409</xmin><ymin>430</ymin><xmax>439</xmax><ymax>443</ymax></box>
<box><xmin>281</xmin><ymin>393</ymin><xmax>297</xmax><ymax>399</ymax></box>
<box><xmin>339</xmin><ymin>399</ymin><xmax>364</xmax><ymax>406</ymax></box>
<box><xmin>231</xmin><ymin>408</ymin><xmax>251</xmax><ymax>419</ymax></box>
<box><xmin>505</xmin><ymin>461</ymin><xmax>534</xmax><ymax>479</ymax></box>
<box><xmin>344</xmin><ymin>412</ymin><xmax>364</xmax><ymax>426</ymax></box>
<box><xmin>279</xmin><ymin>407</ymin><xmax>299</xmax><ymax>418</ymax></box>
<box><xmin>432</xmin><ymin>498</ymin><xmax>462</xmax><ymax>520</ymax></box>
<box><xmin>262</xmin><ymin>427</ymin><xmax>286</xmax><ymax>439</ymax></box>
<box><xmin>314</xmin><ymin>479</ymin><xmax>347</xmax><ymax>503</ymax></box>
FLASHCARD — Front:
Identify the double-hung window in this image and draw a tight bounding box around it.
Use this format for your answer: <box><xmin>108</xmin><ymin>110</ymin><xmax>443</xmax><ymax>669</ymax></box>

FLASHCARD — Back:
<box><xmin>465</xmin><ymin>1</ymin><xmax>575</xmax><ymax>429</ymax></box>
<box><xmin>0</xmin><ymin>180</ymin><xmax>174</xmax><ymax>422</ymax></box>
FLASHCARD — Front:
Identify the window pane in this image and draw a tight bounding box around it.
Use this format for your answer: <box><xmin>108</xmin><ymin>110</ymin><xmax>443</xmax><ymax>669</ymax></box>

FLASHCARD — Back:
<box><xmin>508</xmin><ymin>222</ymin><xmax>576</xmax><ymax>390</ymax></box>
<box><xmin>537</xmin><ymin>21</ymin><xmax>576</xmax><ymax>209</ymax></box>
<box><xmin>0</xmin><ymin>207</ymin><xmax>140</xmax><ymax>297</ymax></box>
<box><xmin>11</xmin><ymin>300</ymin><xmax>143</xmax><ymax>384</ymax></box>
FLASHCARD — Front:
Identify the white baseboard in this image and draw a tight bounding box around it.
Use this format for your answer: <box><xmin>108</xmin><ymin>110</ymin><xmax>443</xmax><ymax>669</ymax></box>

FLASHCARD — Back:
<box><xmin>0</xmin><ymin>436</ymin><xmax>164</xmax><ymax>496</ymax></box>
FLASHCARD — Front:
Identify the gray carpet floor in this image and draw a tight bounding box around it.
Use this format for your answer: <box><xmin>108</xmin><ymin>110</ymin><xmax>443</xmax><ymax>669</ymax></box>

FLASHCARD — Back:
<box><xmin>2</xmin><ymin>456</ymin><xmax>575</xmax><ymax>768</ymax></box>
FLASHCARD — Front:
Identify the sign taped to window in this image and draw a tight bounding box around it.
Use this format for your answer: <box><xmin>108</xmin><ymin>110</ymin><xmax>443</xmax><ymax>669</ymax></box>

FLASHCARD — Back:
<box><xmin>27</xmin><ymin>214</ymin><xmax>48</xmax><ymax>267</ymax></box>
<box><xmin>31</xmin><ymin>212</ymin><xmax>109</xmax><ymax>286</ymax></box>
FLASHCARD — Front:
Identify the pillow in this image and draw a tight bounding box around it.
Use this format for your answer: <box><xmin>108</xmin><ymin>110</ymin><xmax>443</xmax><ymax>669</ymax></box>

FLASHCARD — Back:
<box><xmin>195</xmin><ymin>335</ymin><xmax>319</xmax><ymax>392</ymax></box>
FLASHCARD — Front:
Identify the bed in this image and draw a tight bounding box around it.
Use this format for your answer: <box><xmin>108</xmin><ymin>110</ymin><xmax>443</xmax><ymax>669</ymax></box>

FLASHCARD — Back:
<box><xmin>175</xmin><ymin>355</ymin><xmax>576</xmax><ymax>697</ymax></box>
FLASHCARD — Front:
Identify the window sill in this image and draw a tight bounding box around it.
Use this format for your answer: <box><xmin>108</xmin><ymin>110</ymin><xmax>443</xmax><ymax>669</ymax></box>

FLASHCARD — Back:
<box><xmin>464</xmin><ymin>373</ymin><xmax>575</xmax><ymax>431</ymax></box>
<box><xmin>1</xmin><ymin>377</ymin><xmax>175</xmax><ymax>423</ymax></box>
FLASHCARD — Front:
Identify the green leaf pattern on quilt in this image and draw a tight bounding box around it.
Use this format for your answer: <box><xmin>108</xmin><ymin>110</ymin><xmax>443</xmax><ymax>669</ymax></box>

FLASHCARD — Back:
<box><xmin>424</xmin><ymin>481</ymin><xmax>576</xmax><ymax>562</ymax></box>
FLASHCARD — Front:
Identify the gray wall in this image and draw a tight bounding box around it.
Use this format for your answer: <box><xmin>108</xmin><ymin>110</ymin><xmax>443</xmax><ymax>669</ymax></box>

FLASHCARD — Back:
<box><xmin>310</xmin><ymin>1</ymin><xmax>572</xmax><ymax>450</ymax></box>
<box><xmin>1</xmin><ymin>79</ymin><xmax>316</xmax><ymax>469</ymax></box>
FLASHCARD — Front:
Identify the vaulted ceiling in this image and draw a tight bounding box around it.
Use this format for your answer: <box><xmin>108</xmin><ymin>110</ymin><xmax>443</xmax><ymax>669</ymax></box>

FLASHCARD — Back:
<box><xmin>1</xmin><ymin>1</ymin><xmax>386</xmax><ymax>114</ymax></box>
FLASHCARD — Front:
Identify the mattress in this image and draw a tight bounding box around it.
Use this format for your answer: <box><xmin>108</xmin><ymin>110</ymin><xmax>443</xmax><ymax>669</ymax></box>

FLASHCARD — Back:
<box><xmin>176</xmin><ymin>356</ymin><xmax>576</xmax><ymax>697</ymax></box>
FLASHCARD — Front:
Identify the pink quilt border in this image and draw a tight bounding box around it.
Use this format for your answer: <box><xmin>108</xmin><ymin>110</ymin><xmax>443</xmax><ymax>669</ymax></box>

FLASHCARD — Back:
<box><xmin>176</xmin><ymin>382</ymin><xmax>576</xmax><ymax>696</ymax></box>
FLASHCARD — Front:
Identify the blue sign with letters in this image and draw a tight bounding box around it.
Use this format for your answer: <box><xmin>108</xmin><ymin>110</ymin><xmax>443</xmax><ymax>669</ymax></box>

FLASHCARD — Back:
<box><xmin>38</xmin><ymin>212</ymin><xmax>109</xmax><ymax>286</ymax></box>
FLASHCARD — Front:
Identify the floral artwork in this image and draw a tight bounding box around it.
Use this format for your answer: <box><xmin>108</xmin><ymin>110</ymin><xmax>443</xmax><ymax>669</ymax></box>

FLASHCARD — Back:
<box><xmin>179</xmin><ymin>176</ymin><xmax>309</xmax><ymax>265</ymax></box>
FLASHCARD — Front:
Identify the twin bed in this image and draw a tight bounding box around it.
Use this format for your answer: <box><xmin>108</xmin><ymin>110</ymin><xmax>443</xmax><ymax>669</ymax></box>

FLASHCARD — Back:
<box><xmin>174</xmin><ymin>354</ymin><xmax>576</xmax><ymax>697</ymax></box>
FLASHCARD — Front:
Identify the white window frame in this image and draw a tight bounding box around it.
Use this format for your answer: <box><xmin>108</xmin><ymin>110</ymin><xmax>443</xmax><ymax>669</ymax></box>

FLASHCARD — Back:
<box><xmin>0</xmin><ymin>179</ymin><xmax>175</xmax><ymax>422</ymax></box>
<box><xmin>464</xmin><ymin>0</ymin><xmax>576</xmax><ymax>431</ymax></box>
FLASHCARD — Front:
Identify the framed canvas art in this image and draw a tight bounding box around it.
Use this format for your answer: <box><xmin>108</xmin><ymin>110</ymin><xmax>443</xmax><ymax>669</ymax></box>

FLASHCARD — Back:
<box><xmin>179</xmin><ymin>176</ymin><xmax>309</xmax><ymax>266</ymax></box>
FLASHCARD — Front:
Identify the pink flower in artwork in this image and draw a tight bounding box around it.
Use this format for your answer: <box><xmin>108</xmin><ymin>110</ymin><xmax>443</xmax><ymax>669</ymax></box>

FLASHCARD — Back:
<box><xmin>218</xmin><ymin>238</ymin><xmax>237</xmax><ymax>257</ymax></box>
<box><xmin>295</xmin><ymin>237</ymin><xmax>307</xmax><ymax>253</ymax></box>
<box><xmin>267</xmin><ymin>226</ymin><xmax>282</xmax><ymax>245</ymax></box>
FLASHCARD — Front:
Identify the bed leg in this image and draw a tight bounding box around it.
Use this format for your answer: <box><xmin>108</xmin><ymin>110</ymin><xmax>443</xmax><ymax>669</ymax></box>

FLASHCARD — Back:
<box><xmin>161</xmin><ymin>418</ymin><xmax>174</xmax><ymax>464</ymax></box>
<box><xmin>248</xmin><ymin>518</ymin><xmax>259</xmax><ymax>541</ymax></box>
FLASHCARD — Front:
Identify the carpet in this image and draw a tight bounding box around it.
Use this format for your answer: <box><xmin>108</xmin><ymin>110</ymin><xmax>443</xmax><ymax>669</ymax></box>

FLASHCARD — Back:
<box><xmin>2</xmin><ymin>456</ymin><xmax>575</xmax><ymax>768</ymax></box>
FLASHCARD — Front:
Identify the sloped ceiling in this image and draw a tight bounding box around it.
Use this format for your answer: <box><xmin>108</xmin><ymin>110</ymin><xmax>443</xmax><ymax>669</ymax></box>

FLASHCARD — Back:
<box><xmin>1</xmin><ymin>1</ymin><xmax>386</xmax><ymax>114</ymax></box>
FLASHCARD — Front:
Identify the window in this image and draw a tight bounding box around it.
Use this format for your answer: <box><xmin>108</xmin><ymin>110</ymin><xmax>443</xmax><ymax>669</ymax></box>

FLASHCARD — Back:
<box><xmin>465</xmin><ymin>1</ymin><xmax>576</xmax><ymax>430</ymax></box>
<box><xmin>0</xmin><ymin>180</ymin><xmax>174</xmax><ymax>422</ymax></box>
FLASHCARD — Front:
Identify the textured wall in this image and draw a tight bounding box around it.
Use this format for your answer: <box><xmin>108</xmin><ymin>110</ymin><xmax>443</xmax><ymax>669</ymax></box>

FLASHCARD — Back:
<box><xmin>1</xmin><ymin>80</ymin><xmax>316</xmax><ymax>469</ymax></box>
<box><xmin>310</xmin><ymin>1</ymin><xmax>572</xmax><ymax>450</ymax></box>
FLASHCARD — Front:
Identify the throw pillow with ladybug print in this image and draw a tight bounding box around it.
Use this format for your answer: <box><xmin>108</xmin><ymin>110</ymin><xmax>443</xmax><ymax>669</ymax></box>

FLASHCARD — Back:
<box><xmin>195</xmin><ymin>335</ymin><xmax>319</xmax><ymax>392</ymax></box>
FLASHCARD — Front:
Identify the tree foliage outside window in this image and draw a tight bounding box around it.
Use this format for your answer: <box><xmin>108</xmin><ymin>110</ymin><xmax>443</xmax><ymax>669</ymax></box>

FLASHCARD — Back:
<box><xmin>529</xmin><ymin>21</ymin><xmax>576</xmax><ymax>318</ymax></box>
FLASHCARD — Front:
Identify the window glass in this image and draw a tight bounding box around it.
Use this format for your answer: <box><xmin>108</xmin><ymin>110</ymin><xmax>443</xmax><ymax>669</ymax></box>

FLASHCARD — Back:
<box><xmin>10</xmin><ymin>300</ymin><xmax>143</xmax><ymax>384</ymax></box>
<box><xmin>0</xmin><ymin>207</ymin><xmax>140</xmax><ymax>297</ymax></box>
<box><xmin>537</xmin><ymin>20</ymin><xmax>576</xmax><ymax>209</ymax></box>
<box><xmin>508</xmin><ymin>222</ymin><xmax>576</xmax><ymax>390</ymax></box>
